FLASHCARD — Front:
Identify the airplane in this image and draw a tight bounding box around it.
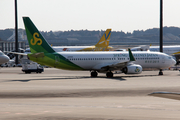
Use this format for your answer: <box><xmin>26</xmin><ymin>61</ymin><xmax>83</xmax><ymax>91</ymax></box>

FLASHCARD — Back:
<box><xmin>131</xmin><ymin>45</ymin><xmax>180</xmax><ymax>64</ymax></box>
<box><xmin>52</xmin><ymin>29</ymin><xmax>113</xmax><ymax>52</ymax></box>
<box><xmin>8</xmin><ymin>17</ymin><xmax>176</xmax><ymax>77</ymax></box>
<box><xmin>0</xmin><ymin>50</ymin><xmax>10</xmax><ymax>65</ymax></box>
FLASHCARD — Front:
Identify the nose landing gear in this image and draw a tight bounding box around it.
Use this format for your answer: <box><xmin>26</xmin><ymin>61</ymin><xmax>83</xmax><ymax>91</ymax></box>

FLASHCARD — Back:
<box><xmin>159</xmin><ymin>69</ymin><xmax>163</xmax><ymax>75</ymax></box>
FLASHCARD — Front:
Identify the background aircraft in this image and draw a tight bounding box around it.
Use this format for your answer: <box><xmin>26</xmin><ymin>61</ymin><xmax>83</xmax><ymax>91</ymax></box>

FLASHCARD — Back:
<box><xmin>52</xmin><ymin>29</ymin><xmax>112</xmax><ymax>52</ymax></box>
<box><xmin>131</xmin><ymin>45</ymin><xmax>180</xmax><ymax>65</ymax></box>
<box><xmin>14</xmin><ymin>17</ymin><xmax>175</xmax><ymax>78</ymax></box>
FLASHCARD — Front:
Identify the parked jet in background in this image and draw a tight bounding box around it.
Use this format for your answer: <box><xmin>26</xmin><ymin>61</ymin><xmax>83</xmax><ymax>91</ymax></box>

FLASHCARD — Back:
<box><xmin>52</xmin><ymin>29</ymin><xmax>112</xmax><ymax>52</ymax></box>
<box><xmin>131</xmin><ymin>45</ymin><xmax>180</xmax><ymax>55</ymax></box>
<box><xmin>0</xmin><ymin>51</ymin><xmax>10</xmax><ymax>65</ymax></box>
<box><xmin>131</xmin><ymin>45</ymin><xmax>180</xmax><ymax>64</ymax></box>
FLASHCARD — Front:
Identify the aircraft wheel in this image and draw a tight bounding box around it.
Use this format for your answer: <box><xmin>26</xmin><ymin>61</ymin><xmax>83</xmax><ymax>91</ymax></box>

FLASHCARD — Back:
<box><xmin>159</xmin><ymin>69</ymin><xmax>163</xmax><ymax>75</ymax></box>
<box><xmin>25</xmin><ymin>71</ymin><xmax>31</xmax><ymax>74</ymax></box>
<box><xmin>91</xmin><ymin>71</ymin><xmax>98</xmax><ymax>77</ymax></box>
<box><xmin>106</xmin><ymin>72</ymin><xmax>113</xmax><ymax>78</ymax></box>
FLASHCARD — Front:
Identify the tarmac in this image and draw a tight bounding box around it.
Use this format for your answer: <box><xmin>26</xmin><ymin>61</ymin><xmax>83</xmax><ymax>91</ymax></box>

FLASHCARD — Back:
<box><xmin>0</xmin><ymin>67</ymin><xmax>180</xmax><ymax>120</ymax></box>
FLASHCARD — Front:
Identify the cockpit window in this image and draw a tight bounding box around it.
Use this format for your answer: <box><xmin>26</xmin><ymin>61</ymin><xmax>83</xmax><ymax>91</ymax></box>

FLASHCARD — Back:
<box><xmin>168</xmin><ymin>57</ymin><xmax>173</xmax><ymax>59</ymax></box>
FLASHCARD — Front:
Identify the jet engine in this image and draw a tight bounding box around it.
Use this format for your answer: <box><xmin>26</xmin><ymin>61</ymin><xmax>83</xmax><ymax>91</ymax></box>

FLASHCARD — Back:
<box><xmin>122</xmin><ymin>64</ymin><xmax>142</xmax><ymax>74</ymax></box>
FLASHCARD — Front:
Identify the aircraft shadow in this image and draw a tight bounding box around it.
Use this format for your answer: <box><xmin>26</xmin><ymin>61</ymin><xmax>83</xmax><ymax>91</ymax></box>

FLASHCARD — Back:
<box><xmin>8</xmin><ymin>76</ymin><xmax>91</xmax><ymax>82</ymax></box>
<box><xmin>4</xmin><ymin>74</ymin><xmax>158</xmax><ymax>82</ymax></box>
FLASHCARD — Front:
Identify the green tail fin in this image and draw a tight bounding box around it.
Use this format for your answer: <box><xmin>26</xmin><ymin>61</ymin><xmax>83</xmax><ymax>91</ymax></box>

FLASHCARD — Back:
<box><xmin>128</xmin><ymin>48</ymin><xmax>135</xmax><ymax>61</ymax></box>
<box><xmin>23</xmin><ymin>17</ymin><xmax>55</xmax><ymax>53</ymax></box>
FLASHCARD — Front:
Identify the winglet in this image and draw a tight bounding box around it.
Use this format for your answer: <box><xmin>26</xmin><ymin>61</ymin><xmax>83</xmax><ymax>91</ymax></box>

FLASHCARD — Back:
<box><xmin>128</xmin><ymin>48</ymin><xmax>135</xmax><ymax>61</ymax></box>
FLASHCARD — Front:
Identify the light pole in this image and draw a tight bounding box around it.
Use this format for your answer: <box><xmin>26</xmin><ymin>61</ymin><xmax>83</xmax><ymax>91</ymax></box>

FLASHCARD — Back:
<box><xmin>159</xmin><ymin>0</ymin><xmax>163</xmax><ymax>75</ymax></box>
<box><xmin>14</xmin><ymin>0</ymin><xmax>18</xmax><ymax>65</ymax></box>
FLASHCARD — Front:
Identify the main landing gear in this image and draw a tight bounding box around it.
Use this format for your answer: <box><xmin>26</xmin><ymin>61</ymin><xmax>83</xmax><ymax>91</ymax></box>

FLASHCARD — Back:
<box><xmin>91</xmin><ymin>71</ymin><xmax>98</xmax><ymax>77</ymax></box>
<box><xmin>106</xmin><ymin>71</ymin><xmax>113</xmax><ymax>78</ymax></box>
<box><xmin>90</xmin><ymin>71</ymin><xmax>114</xmax><ymax>78</ymax></box>
<box><xmin>159</xmin><ymin>69</ymin><xmax>163</xmax><ymax>75</ymax></box>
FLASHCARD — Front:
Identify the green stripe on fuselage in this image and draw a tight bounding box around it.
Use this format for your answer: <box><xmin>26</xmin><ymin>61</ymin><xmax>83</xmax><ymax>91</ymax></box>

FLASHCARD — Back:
<box><xmin>28</xmin><ymin>52</ymin><xmax>83</xmax><ymax>70</ymax></box>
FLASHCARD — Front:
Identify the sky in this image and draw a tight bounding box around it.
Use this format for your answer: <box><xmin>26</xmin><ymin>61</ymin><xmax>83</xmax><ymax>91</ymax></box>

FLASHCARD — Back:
<box><xmin>0</xmin><ymin>0</ymin><xmax>180</xmax><ymax>33</ymax></box>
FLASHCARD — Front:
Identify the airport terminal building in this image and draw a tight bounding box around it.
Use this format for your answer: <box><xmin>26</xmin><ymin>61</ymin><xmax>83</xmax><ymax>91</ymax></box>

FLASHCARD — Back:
<box><xmin>0</xmin><ymin>40</ymin><xmax>26</xmax><ymax>52</ymax></box>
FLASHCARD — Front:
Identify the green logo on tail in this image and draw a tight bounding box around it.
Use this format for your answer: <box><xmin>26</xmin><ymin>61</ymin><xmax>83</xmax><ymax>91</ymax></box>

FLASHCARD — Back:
<box><xmin>30</xmin><ymin>32</ymin><xmax>42</xmax><ymax>45</ymax></box>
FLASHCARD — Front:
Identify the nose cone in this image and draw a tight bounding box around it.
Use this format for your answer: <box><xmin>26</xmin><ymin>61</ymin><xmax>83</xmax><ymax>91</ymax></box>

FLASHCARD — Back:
<box><xmin>172</xmin><ymin>59</ymin><xmax>176</xmax><ymax>66</ymax></box>
<box><xmin>0</xmin><ymin>55</ymin><xmax>10</xmax><ymax>64</ymax></box>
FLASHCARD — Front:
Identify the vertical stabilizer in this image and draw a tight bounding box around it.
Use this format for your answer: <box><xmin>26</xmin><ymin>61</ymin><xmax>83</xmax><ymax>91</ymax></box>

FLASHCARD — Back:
<box><xmin>23</xmin><ymin>17</ymin><xmax>55</xmax><ymax>53</ymax></box>
<box><xmin>95</xmin><ymin>29</ymin><xmax>111</xmax><ymax>47</ymax></box>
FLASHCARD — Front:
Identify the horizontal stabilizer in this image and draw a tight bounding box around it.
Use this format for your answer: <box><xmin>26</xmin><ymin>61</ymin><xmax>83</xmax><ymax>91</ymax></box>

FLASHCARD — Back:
<box><xmin>29</xmin><ymin>52</ymin><xmax>45</xmax><ymax>58</ymax></box>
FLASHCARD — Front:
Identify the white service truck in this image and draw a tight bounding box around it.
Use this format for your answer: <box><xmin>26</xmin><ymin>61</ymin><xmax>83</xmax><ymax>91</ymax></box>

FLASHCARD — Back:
<box><xmin>21</xmin><ymin>59</ymin><xmax>44</xmax><ymax>74</ymax></box>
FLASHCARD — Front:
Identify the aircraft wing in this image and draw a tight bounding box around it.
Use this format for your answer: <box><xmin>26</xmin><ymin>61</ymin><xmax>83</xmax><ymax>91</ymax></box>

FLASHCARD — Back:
<box><xmin>100</xmin><ymin>61</ymin><xmax>129</xmax><ymax>71</ymax></box>
<box><xmin>93</xmin><ymin>61</ymin><xmax>129</xmax><ymax>71</ymax></box>
<box><xmin>6</xmin><ymin>51</ymin><xmax>45</xmax><ymax>58</ymax></box>
<box><xmin>5</xmin><ymin>51</ymin><xmax>27</xmax><ymax>56</ymax></box>
<box><xmin>149</xmin><ymin>92</ymin><xmax>180</xmax><ymax>100</ymax></box>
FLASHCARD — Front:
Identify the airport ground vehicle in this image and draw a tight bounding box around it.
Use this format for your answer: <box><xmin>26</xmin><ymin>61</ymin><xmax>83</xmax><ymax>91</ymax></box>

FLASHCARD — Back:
<box><xmin>21</xmin><ymin>59</ymin><xmax>44</xmax><ymax>74</ymax></box>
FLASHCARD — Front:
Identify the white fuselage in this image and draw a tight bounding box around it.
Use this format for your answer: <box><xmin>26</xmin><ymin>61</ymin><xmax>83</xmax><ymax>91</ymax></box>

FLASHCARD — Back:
<box><xmin>132</xmin><ymin>45</ymin><xmax>180</xmax><ymax>55</ymax></box>
<box><xmin>60</xmin><ymin>51</ymin><xmax>176</xmax><ymax>71</ymax></box>
<box><xmin>149</xmin><ymin>46</ymin><xmax>180</xmax><ymax>55</ymax></box>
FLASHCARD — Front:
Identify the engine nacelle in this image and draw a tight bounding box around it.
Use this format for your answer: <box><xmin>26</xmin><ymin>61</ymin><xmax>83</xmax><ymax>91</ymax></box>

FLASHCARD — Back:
<box><xmin>122</xmin><ymin>64</ymin><xmax>142</xmax><ymax>74</ymax></box>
